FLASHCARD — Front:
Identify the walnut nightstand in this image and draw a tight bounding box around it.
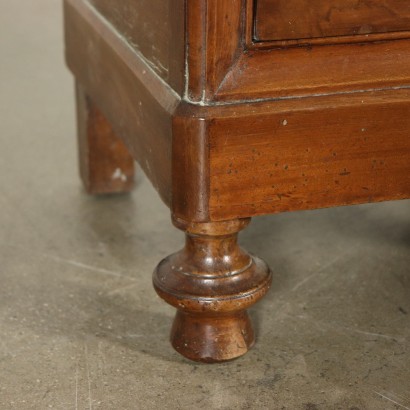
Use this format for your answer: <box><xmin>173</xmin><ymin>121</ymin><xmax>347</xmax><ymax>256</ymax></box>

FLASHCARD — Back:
<box><xmin>64</xmin><ymin>0</ymin><xmax>410</xmax><ymax>362</ymax></box>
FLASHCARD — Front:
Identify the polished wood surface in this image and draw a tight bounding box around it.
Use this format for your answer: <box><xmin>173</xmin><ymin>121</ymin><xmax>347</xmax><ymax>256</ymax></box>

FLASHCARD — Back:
<box><xmin>76</xmin><ymin>83</ymin><xmax>135</xmax><ymax>194</ymax></box>
<box><xmin>215</xmin><ymin>39</ymin><xmax>410</xmax><ymax>102</ymax></box>
<box><xmin>172</xmin><ymin>91</ymin><xmax>410</xmax><ymax>222</ymax></box>
<box><xmin>64</xmin><ymin>0</ymin><xmax>410</xmax><ymax>362</ymax></box>
<box><xmin>255</xmin><ymin>0</ymin><xmax>410</xmax><ymax>41</ymax></box>
<box><xmin>207</xmin><ymin>90</ymin><xmax>410</xmax><ymax>220</ymax></box>
<box><xmin>153</xmin><ymin>218</ymin><xmax>272</xmax><ymax>362</ymax></box>
<box><xmin>186</xmin><ymin>0</ymin><xmax>243</xmax><ymax>101</ymax></box>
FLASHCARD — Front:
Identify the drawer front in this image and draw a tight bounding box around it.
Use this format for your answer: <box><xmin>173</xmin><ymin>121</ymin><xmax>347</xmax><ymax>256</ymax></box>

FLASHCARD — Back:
<box><xmin>255</xmin><ymin>0</ymin><xmax>410</xmax><ymax>41</ymax></box>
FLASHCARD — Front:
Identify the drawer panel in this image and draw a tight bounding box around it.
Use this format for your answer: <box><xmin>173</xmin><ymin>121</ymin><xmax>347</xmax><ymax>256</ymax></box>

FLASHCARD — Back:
<box><xmin>255</xmin><ymin>0</ymin><xmax>410</xmax><ymax>41</ymax></box>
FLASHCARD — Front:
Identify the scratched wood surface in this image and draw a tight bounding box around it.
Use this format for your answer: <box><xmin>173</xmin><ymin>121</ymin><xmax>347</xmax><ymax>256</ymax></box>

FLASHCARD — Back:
<box><xmin>88</xmin><ymin>0</ymin><xmax>185</xmax><ymax>94</ymax></box>
<box><xmin>65</xmin><ymin>0</ymin><xmax>178</xmax><ymax>205</ymax></box>
<box><xmin>75</xmin><ymin>83</ymin><xmax>135</xmax><ymax>195</ymax></box>
<box><xmin>255</xmin><ymin>0</ymin><xmax>410</xmax><ymax>41</ymax></box>
<box><xmin>207</xmin><ymin>90</ymin><xmax>410</xmax><ymax>220</ymax></box>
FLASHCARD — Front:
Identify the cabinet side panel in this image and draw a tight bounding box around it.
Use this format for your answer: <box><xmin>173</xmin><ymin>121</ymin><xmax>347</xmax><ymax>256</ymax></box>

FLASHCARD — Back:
<box><xmin>89</xmin><ymin>0</ymin><xmax>185</xmax><ymax>93</ymax></box>
<box><xmin>65</xmin><ymin>0</ymin><xmax>178</xmax><ymax>205</ymax></box>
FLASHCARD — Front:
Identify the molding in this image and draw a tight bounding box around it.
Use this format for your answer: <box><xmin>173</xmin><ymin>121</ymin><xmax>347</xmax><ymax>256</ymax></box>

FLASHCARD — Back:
<box><xmin>171</xmin><ymin>88</ymin><xmax>410</xmax><ymax>222</ymax></box>
<box><xmin>186</xmin><ymin>0</ymin><xmax>244</xmax><ymax>103</ymax></box>
<box><xmin>215</xmin><ymin>39</ymin><xmax>410</xmax><ymax>102</ymax></box>
<box><xmin>185</xmin><ymin>0</ymin><xmax>410</xmax><ymax>105</ymax></box>
<box><xmin>172</xmin><ymin>105</ymin><xmax>211</xmax><ymax>221</ymax></box>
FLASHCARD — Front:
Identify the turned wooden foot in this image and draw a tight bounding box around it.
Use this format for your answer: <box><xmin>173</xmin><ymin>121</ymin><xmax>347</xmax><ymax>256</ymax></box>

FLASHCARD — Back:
<box><xmin>153</xmin><ymin>217</ymin><xmax>272</xmax><ymax>362</ymax></box>
<box><xmin>75</xmin><ymin>83</ymin><xmax>135</xmax><ymax>195</ymax></box>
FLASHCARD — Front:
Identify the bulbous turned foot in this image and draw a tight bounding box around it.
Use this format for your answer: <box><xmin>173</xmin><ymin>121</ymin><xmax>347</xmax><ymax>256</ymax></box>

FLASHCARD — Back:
<box><xmin>153</xmin><ymin>217</ymin><xmax>272</xmax><ymax>362</ymax></box>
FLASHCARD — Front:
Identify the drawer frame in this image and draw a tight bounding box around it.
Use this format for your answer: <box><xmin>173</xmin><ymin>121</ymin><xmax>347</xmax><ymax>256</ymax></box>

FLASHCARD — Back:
<box><xmin>251</xmin><ymin>0</ymin><xmax>410</xmax><ymax>47</ymax></box>
<box><xmin>186</xmin><ymin>0</ymin><xmax>410</xmax><ymax>104</ymax></box>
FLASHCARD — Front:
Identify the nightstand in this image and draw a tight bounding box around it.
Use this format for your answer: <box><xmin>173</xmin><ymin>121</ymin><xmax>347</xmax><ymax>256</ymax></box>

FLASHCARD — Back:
<box><xmin>64</xmin><ymin>0</ymin><xmax>410</xmax><ymax>362</ymax></box>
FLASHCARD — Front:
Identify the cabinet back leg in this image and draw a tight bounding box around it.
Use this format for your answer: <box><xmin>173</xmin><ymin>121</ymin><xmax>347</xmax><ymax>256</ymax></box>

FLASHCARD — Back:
<box><xmin>75</xmin><ymin>82</ymin><xmax>135</xmax><ymax>195</ymax></box>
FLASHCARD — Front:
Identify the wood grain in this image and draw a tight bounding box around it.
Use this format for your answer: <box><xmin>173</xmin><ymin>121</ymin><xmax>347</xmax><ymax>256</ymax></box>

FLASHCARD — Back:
<box><xmin>88</xmin><ymin>0</ymin><xmax>185</xmax><ymax>94</ymax></box>
<box><xmin>172</xmin><ymin>108</ymin><xmax>210</xmax><ymax>222</ymax></box>
<box><xmin>153</xmin><ymin>218</ymin><xmax>272</xmax><ymax>362</ymax></box>
<box><xmin>65</xmin><ymin>0</ymin><xmax>180</xmax><ymax>205</ymax></box>
<box><xmin>216</xmin><ymin>39</ymin><xmax>410</xmax><ymax>102</ymax></box>
<box><xmin>186</xmin><ymin>0</ymin><xmax>243</xmax><ymax>101</ymax></box>
<box><xmin>255</xmin><ymin>0</ymin><xmax>410</xmax><ymax>41</ymax></box>
<box><xmin>207</xmin><ymin>90</ymin><xmax>410</xmax><ymax>220</ymax></box>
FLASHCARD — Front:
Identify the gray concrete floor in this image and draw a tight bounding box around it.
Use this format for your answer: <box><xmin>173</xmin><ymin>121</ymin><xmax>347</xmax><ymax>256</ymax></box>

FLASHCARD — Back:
<box><xmin>0</xmin><ymin>1</ymin><xmax>409</xmax><ymax>409</ymax></box>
